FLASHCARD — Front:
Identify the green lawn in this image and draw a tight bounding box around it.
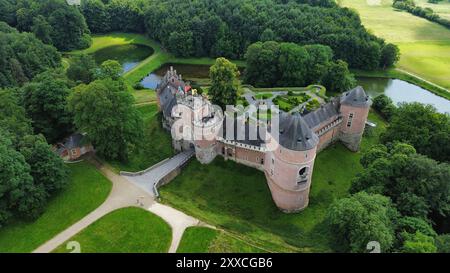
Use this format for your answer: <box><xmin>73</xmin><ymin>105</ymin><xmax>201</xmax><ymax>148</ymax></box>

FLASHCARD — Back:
<box><xmin>255</xmin><ymin>93</ymin><xmax>273</xmax><ymax>100</ymax></box>
<box><xmin>108</xmin><ymin>103</ymin><xmax>175</xmax><ymax>173</ymax></box>
<box><xmin>339</xmin><ymin>0</ymin><xmax>450</xmax><ymax>91</ymax></box>
<box><xmin>160</xmin><ymin>110</ymin><xmax>386</xmax><ymax>252</ymax></box>
<box><xmin>53</xmin><ymin>207</ymin><xmax>172</xmax><ymax>253</ymax></box>
<box><xmin>177</xmin><ymin>227</ymin><xmax>266</xmax><ymax>253</ymax></box>
<box><xmin>69</xmin><ymin>32</ymin><xmax>155</xmax><ymax>55</ymax></box>
<box><xmin>0</xmin><ymin>162</ymin><xmax>112</xmax><ymax>253</ymax></box>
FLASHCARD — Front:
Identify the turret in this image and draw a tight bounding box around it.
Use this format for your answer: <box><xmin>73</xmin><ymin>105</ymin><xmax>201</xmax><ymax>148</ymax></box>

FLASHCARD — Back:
<box><xmin>339</xmin><ymin>86</ymin><xmax>372</xmax><ymax>152</ymax></box>
<box><xmin>193</xmin><ymin>98</ymin><xmax>223</xmax><ymax>164</ymax></box>
<box><xmin>264</xmin><ymin>112</ymin><xmax>319</xmax><ymax>212</ymax></box>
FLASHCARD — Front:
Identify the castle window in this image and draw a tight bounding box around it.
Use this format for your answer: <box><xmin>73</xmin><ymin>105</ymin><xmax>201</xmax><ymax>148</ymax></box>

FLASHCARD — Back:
<box><xmin>347</xmin><ymin>113</ymin><xmax>354</xmax><ymax>128</ymax></box>
<box><xmin>298</xmin><ymin>166</ymin><xmax>309</xmax><ymax>184</ymax></box>
<box><xmin>272</xmin><ymin>158</ymin><xmax>274</xmax><ymax>165</ymax></box>
<box><xmin>261</xmin><ymin>158</ymin><xmax>264</xmax><ymax>165</ymax></box>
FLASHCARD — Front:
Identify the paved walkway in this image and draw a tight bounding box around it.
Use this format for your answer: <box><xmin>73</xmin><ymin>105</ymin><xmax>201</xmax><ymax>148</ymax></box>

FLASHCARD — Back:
<box><xmin>32</xmin><ymin>154</ymin><xmax>205</xmax><ymax>253</ymax></box>
<box><xmin>121</xmin><ymin>150</ymin><xmax>194</xmax><ymax>196</ymax></box>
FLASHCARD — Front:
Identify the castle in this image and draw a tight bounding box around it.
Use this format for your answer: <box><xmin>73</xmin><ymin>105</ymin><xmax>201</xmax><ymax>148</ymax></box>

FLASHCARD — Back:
<box><xmin>156</xmin><ymin>67</ymin><xmax>372</xmax><ymax>213</ymax></box>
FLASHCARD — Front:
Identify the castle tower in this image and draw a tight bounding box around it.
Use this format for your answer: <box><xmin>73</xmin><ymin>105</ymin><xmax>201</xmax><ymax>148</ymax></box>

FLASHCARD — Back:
<box><xmin>339</xmin><ymin>86</ymin><xmax>372</xmax><ymax>152</ymax></box>
<box><xmin>264</xmin><ymin>113</ymin><xmax>319</xmax><ymax>212</ymax></box>
<box><xmin>193</xmin><ymin>98</ymin><xmax>223</xmax><ymax>164</ymax></box>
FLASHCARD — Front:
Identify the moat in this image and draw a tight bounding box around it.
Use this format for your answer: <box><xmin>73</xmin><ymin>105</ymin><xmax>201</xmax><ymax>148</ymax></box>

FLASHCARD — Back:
<box><xmin>140</xmin><ymin>64</ymin><xmax>450</xmax><ymax>113</ymax></box>
<box><xmin>93</xmin><ymin>44</ymin><xmax>154</xmax><ymax>73</ymax></box>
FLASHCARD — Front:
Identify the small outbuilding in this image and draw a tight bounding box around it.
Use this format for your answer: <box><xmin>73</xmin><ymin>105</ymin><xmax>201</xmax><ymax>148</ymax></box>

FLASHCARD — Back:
<box><xmin>55</xmin><ymin>133</ymin><xmax>93</xmax><ymax>161</ymax></box>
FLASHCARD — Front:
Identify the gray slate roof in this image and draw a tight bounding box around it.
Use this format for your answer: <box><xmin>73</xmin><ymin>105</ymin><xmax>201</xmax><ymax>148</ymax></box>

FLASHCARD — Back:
<box><xmin>278</xmin><ymin>112</ymin><xmax>319</xmax><ymax>151</ymax></box>
<box><xmin>64</xmin><ymin>133</ymin><xmax>84</xmax><ymax>149</ymax></box>
<box><xmin>340</xmin><ymin>86</ymin><xmax>371</xmax><ymax>107</ymax></box>
<box><xmin>222</xmin><ymin>116</ymin><xmax>266</xmax><ymax>147</ymax></box>
<box><xmin>303</xmin><ymin>98</ymin><xmax>340</xmax><ymax>129</ymax></box>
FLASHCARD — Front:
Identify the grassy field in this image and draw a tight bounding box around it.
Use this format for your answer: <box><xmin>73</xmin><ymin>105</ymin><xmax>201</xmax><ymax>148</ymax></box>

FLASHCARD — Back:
<box><xmin>108</xmin><ymin>103</ymin><xmax>174</xmax><ymax>173</ymax></box>
<box><xmin>161</xmin><ymin>111</ymin><xmax>386</xmax><ymax>252</ymax></box>
<box><xmin>0</xmin><ymin>162</ymin><xmax>112</xmax><ymax>253</ymax></box>
<box><xmin>416</xmin><ymin>0</ymin><xmax>450</xmax><ymax>20</ymax></box>
<box><xmin>339</xmin><ymin>0</ymin><xmax>450</xmax><ymax>91</ymax></box>
<box><xmin>69</xmin><ymin>32</ymin><xmax>156</xmax><ymax>55</ymax></box>
<box><xmin>53</xmin><ymin>207</ymin><xmax>172</xmax><ymax>253</ymax></box>
<box><xmin>177</xmin><ymin>227</ymin><xmax>266</xmax><ymax>253</ymax></box>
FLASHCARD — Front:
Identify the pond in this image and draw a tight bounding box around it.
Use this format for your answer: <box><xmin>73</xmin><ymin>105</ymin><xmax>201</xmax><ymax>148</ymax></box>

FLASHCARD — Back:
<box><xmin>357</xmin><ymin>77</ymin><xmax>450</xmax><ymax>114</ymax></box>
<box><xmin>92</xmin><ymin>44</ymin><xmax>154</xmax><ymax>73</ymax></box>
<box><xmin>140</xmin><ymin>63</ymin><xmax>244</xmax><ymax>89</ymax></box>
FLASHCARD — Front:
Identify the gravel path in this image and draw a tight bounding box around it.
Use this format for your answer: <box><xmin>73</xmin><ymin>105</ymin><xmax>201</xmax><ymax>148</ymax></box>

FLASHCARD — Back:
<box><xmin>32</xmin><ymin>154</ymin><xmax>204</xmax><ymax>253</ymax></box>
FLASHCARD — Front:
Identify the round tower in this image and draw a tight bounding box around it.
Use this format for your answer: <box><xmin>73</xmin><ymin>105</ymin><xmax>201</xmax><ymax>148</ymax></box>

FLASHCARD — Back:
<box><xmin>193</xmin><ymin>98</ymin><xmax>223</xmax><ymax>164</ymax></box>
<box><xmin>264</xmin><ymin>112</ymin><xmax>319</xmax><ymax>212</ymax></box>
<box><xmin>339</xmin><ymin>86</ymin><xmax>372</xmax><ymax>152</ymax></box>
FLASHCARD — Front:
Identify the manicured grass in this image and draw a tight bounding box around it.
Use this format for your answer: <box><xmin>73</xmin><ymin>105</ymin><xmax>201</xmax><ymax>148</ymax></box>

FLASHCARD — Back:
<box><xmin>0</xmin><ymin>162</ymin><xmax>112</xmax><ymax>253</ymax></box>
<box><xmin>396</xmin><ymin>41</ymin><xmax>450</xmax><ymax>91</ymax></box>
<box><xmin>177</xmin><ymin>227</ymin><xmax>266</xmax><ymax>253</ymax></box>
<box><xmin>160</xmin><ymin>110</ymin><xmax>386</xmax><ymax>252</ymax></box>
<box><xmin>339</xmin><ymin>0</ymin><xmax>450</xmax><ymax>91</ymax></box>
<box><xmin>133</xmin><ymin>89</ymin><xmax>157</xmax><ymax>104</ymax></box>
<box><xmin>53</xmin><ymin>207</ymin><xmax>172</xmax><ymax>253</ymax></box>
<box><xmin>69</xmin><ymin>32</ymin><xmax>155</xmax><ymax>55</ymax></box>
<box><xmin>108</xmin><ymin>103</ymin><xmax>174</xmax><ymax>173</ymax></box>
<box><xmin>255</xmin><ymin>93</ymin><xmax>273</xmax><ymax>100</ymax></box>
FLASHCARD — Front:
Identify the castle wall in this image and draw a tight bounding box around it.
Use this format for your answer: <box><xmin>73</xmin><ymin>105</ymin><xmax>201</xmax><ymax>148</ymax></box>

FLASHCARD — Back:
<box><xmin>339</xmin><ymin>104</ymin><xmax>370</xmax><ymax>152</ymax></box>
<box><xmin>316</xmin><ymin>126</ymin><xmax>340</xmax><ymax>152</ymax></box>
<box><xmin>216</xmin><ymin>142</ymin><xmax>265</xmax><ymax>171</ymax></box>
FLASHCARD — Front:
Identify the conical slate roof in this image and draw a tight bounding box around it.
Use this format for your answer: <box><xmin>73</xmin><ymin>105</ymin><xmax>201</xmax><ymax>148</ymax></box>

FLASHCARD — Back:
<box><xmin>340</xmin><ymin>86</ymin><xmax>371</xmax><ymax>107</ymax></box>
<box><xmin>278</xmin><ymin>112</ymin><xmax>319</xmax><ymax>151</ymax></box>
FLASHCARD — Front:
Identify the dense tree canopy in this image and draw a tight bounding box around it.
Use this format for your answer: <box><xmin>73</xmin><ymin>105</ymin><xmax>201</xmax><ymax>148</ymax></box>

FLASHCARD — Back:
<box><xmin>78</xmin><ymin>0</ymin><xmax>397</xmax><ymax>69</ymax></box>
<box><xmin>0</xmin><ymin>89</ymin><xmax>68</xmax><ymax>226</ymax></box>
<box><xmin>352</xmin><ymin>143</ymin><xmax>450</xmax><ymax>222</ymax></box>
<box><xmin>372</xmin><ymin>94</ymin><xmax>396</xmax><ymax>121</ymax></box>
<box><xmin>0</xmin><ymin>25</ymin><xmax>61</xmax><ymax>88</ymax></box>
<box><xmin>66</xmin><ymin>54</ymin><xmax>98</xmax><ymax>84</ymax></box>
<box><xmin>321</xmin><ymin>60</ymin><xmax>356</xmax><ymax>93</ymax></box>
<box><xmin>244</xmin><ymin>41</ymin><xmax>355</xmax><ymax>91</ymax></box>
<box><xmin>209</xmin><ymin>58</ymin><xmax>240</xmax><ymax>109</ymax></box>
<box><xmin>21</xmin><ymin>69</ymin><xmax>73</xmax><ymax>143</ymax></box>
<box><xmin>381</xmin><ymin>103</ymin><xmax>450</xmax><ymax>162</ymax></box>
<box><xmin>68</xmin><ymin>78</ymin><xmax>143</xmax><ymax>161</ymax></box>
<box><xmin>326</xmin><ymin>191</ymin><xmax>398</xmax><ymax>253</ymax></box>
<box><xmin>401</xmin><ymin>231</ymin><xmax>437</xmax><ymax>253</ymax></box>
<box><xmin>2</xmin><ymin>0</ymin><xmax>91</xmax><ymax>51</ymax></box>
<box><xmin>0</xmin><ymin>89</ymin><xmax>33</xmax><ymax>145</ymax></box>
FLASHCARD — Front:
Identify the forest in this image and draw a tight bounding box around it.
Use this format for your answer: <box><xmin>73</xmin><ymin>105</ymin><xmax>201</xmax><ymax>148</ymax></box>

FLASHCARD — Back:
<box><xmin>79</xmin><ymin>0</ymin><xmax>397</xmax><ymax>70</ymax></box>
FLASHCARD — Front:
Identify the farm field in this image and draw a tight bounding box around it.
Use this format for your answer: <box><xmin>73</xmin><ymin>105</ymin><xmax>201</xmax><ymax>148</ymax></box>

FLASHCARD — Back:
<box><xmin>339</xmin><ymin>0</ymin><xmax>450</xmax><ymax>90</ymax></box>
<box><xmin>0</xmin><ymin>162</ymin><xmax>112</xmax><ymax>253</ymax></box>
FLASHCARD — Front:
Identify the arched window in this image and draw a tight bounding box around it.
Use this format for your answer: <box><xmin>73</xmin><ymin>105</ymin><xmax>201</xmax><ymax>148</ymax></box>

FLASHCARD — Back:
<box><xmin>298</xmin><ymin>166</ymin><xmax>309</xmax><ymax>184</ymax></box>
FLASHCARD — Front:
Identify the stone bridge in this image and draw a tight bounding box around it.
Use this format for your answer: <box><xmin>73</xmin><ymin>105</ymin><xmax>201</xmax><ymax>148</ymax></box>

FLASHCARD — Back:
<box><xmin>121</xmin><ymin>150</ymin><xmax>194</xmax><ymax>197</ymax></box>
